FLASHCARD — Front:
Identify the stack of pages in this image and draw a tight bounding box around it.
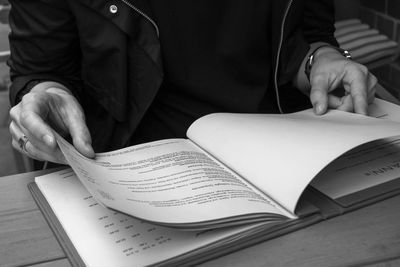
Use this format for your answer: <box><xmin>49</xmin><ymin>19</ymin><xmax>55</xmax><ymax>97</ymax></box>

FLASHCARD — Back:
<box><xmin>29</xmin><ymin>98</ymin><xmax>400</xmax><ymax>266</ymax></box>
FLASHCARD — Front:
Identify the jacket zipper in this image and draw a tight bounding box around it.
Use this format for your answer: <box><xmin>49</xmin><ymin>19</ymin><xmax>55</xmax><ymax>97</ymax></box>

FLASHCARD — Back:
<box><xmin>274</xmin><ymin>0</ymin><xmax>293</xmax><ymax>114</ymax></box>
<box><xmin>119</xmin><ymin>0</ymin><xmax>160</xmax><ymax>37</ymax></box>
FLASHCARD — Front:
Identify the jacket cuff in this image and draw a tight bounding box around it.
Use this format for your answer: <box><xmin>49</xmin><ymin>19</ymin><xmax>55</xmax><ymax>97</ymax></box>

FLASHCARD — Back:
<box><xmin>9</xmin><ymin>75</ymin><xmax>83</xmax><ymax>106</ymax></box>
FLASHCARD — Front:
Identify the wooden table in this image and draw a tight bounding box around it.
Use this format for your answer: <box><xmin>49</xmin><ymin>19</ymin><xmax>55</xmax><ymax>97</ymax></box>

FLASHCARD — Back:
<box><xmin>1</xmin><ymin>169</ymin><xmax>400</xmax><ymax>267</ymax></box>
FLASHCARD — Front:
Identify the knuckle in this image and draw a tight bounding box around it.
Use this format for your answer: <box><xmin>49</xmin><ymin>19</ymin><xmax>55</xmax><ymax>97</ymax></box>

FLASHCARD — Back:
<box><xmin>370</xmin><ymin>74</ymin><xmax>378</xmax><ymax>85</ymax></box>
<box><xmin>21</xmin><ymin>92</ymin><xmax>36</xmax><ymax>103</ymax></box>
<box><xmin>346</xmin><ymin>62</ymin><xmax>368</xmax><ymax>76</ymax></box>
<box><xmin>9</xmin><ymin>106</ymin><xmax>19</xmax><ymax>121</ymax></box>
<box><xmin>358</xmin><ymin>65</ymin><xmax>368</xmax><ymax>76</ymax></box>
<box><xmin>8</xmin><ymin>123</ymin><xmax>15</xmax><ymax>136</ymax></box>
<box><xmin>342</xmin><ymin>59</ymin><xmax>354</xmax><ymax>69</ymax></box>
<box><xmin>358</xmin><ymin>64</ymin><xmax>368</xmax><ymax>74</ymax></box>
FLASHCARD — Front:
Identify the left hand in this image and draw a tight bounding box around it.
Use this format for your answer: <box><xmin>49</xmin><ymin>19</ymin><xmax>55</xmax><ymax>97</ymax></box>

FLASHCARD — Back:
<box><xmin>309</xmin><ymin>46</ymin><xmax>376</xmax><ymax>115</ymax></box>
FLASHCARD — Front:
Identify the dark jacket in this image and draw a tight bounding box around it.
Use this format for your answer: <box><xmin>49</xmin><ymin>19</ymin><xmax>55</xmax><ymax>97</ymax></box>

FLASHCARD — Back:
<box><xmin>8</xmin><ymin>0</ymin><xmax>338</xmax><ymax>152</ymax></box>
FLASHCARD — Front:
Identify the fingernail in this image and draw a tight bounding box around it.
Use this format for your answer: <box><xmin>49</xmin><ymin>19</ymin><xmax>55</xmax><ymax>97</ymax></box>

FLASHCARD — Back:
<box><xmin>85</xmin><ymin>142</ymin><xmax>95</xmax><ymax>156</ymax></box>
<box><xmin>43</xmin><ymin>135</ymin><xmax>54</xmax><ymax>146</ymax></box>
<box><xmin>317</xmin><ymin>104</ymin><xmax>325</xmax><ymax>114</ymax></box>
<box><xmin>314</xmin><ymin>104</ymin><xmax>324</xmax><ymax>114</ymax></box>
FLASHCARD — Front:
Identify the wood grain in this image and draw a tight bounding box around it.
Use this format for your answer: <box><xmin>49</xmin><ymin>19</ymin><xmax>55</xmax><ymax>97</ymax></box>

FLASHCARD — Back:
<box><xmin>200</xmin><ymin>195</ymin><xmax>400</xmax><ymax>267</ymax></box>
<box><xmin>366</xmin><ymin>257</ymin><xmax>400</xmax><ymax>267</ymax></box>
<box><xmin>0</xmin><ymin>169</ymin><xmax>67</xmax><ymax>267</ymax></box>
<box><xmin>0</xmin><ymin>168</ymin><xmax>399</xmax><ymax>267</ymax></box>
<box><xmin>0</xmin><ymin>210</ymin><xmax>65</xmax><ymax>267</ymax></box>
<box><xmin>0</xmin><ymin>168</ymin><xmax>65</xmax><ymax>216</ymax></box>
<box><xmin>27</xmin><ymin>259</ymin><xmax>71</xmax><ymax>267</ymax></box>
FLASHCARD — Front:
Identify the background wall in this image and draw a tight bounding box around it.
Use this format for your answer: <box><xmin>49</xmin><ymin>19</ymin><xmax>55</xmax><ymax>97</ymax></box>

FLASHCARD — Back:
<box><xmin>357</xmin><ymin>0</ymin><xmax>400</xmax><ymax>99</ymax></box>
<box><xmin>0</xmin><ymin>0</ymin><xmax>19</xmax><ymax>177</ymax></box>
<box><xmin>0</xmin><ymin>0</ymin><xmax>9</xmax><ymax>92</ymax></box>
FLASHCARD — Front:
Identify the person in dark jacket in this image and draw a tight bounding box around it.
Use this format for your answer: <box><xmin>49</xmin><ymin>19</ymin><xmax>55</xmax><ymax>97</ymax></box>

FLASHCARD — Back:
<box><xmin>8</xmin><ymin>0</ymin><xmax>376</xmax><ymax>165</ymax></box>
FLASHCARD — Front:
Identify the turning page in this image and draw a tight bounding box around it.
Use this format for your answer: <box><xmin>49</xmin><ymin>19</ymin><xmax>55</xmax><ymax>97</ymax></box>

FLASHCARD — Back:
<box><xmin>311</xmin><ymin>98</ymin><xmax>400</xmax><ymax>199</ymax></box>
<box><xmin>311</xmin><ymin>137</ymin><xmax>400</xmax><ymax>199</ymax></box>
<box><xmin>56</xmin><ymin>137</ymin><xmax>292</xmax><ymax>228</ymax></box>
<box><xmin>186</xmin><ymin>99</ymin><xmax>400</xmax><ymax>213</ymax></box>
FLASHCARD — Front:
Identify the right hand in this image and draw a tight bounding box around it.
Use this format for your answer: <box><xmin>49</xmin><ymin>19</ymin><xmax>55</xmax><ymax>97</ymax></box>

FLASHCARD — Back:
<box><xmin>9</xmin><ymin>81</ymin><xmax>95</xmax><ymax>164</ymax></box>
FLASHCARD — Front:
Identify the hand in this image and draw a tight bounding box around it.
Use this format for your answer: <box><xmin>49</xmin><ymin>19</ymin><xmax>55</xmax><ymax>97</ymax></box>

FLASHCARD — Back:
<box><xmin>309</xmin><ymin>46</ymin><xmax>376</xmax><ymax>115</ymax></box>
<box><xmin>9</xmin><ymin>82</ymin><xmax>95</xmax><ymax>164</ymax></box>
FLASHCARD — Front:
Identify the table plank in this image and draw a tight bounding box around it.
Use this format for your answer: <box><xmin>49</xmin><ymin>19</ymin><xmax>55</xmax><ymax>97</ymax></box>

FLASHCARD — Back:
<box><xmin>27</xmin><ymin>259</ymin><xmax>71</xmax><ymax>267</ymax></box>
<box><xmin>200</xmin><ymin>195</ymin><xmax>400</xmax><ymax>267</ymax></box>
<box><xmin>0</xmin><ymin>168</ymin><xmax>65</xmax><ymax>216</ymax></box>
<box><xmin>1</xmin><ymin>168</ymin><xmax>399</xmax><ymax>267</ymax></box>
<box><xmin>368</xmin><ymin>257</ymin><xmax>400</xmax><ymax>267</ymax></box>
<box><xmin>0</xmin><ymin>169</ymin><xmax>67</xmax><ymax>267</ymax></box>
<box><xmin>0</xmin><ymin>210</ymin><xmax>65</xmax><ymax>267</ymax></box>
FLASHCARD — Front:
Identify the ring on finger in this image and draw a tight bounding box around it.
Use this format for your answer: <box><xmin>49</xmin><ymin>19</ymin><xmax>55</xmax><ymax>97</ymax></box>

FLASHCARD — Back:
<box><xmin>18</xmin><ymin>135</ymin><xmax>29</xmax><ymax>153</ymax></box>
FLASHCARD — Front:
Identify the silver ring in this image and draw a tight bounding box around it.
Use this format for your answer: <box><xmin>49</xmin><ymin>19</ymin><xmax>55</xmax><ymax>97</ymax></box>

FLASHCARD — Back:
<box><xmin>18</xmin><ymin>135</ymin><xmax>29</xmax><ymax>153</ymax></box>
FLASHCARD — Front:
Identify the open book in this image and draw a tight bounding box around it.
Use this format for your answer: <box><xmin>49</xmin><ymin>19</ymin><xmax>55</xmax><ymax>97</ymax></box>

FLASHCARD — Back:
<box><xmin>30</xmin><ymin>98</ymin><xmax>400</xmax><ymax>266</ymax></box>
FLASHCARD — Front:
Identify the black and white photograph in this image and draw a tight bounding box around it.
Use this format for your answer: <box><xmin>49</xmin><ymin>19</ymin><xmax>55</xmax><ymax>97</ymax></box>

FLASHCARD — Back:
<box><xmin>0</xmin><ymin>0</ymin><xmax>400</xmax><ymax>266</ymax></box>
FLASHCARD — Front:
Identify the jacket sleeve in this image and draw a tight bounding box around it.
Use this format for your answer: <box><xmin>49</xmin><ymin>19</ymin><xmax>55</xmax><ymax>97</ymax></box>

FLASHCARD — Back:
<box><xmin>278</xmin><ymin>0</ymin><xmax>338</xmax><ymax>85</ymax></box>
<box><xmin>302</xmin><ymin>0</ymin><xmax>338</xmax><ymax>46</ymax></box>
<box><xmin>276</xmin><ymin>0</ymin><xmax>338</xmax><ymax>112</ymax></box>
<box><xmin>8</xmin><ymin>0</ymin><xmax>83</xmax><ymax>106</ymax></box>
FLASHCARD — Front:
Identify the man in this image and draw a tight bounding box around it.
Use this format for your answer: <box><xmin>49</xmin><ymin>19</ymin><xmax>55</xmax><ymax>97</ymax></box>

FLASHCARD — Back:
<box><xmin>8</xmin><ymin>0</ymin><xmax>376</xmax><ymax>166</ymax></box>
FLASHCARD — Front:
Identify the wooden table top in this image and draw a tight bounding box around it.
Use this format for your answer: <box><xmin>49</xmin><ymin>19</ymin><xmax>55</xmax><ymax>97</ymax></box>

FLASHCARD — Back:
<box><xmin>1</xmin><ymin>168</ymin><xmax>400</xmax><ymax>267</ymax></box>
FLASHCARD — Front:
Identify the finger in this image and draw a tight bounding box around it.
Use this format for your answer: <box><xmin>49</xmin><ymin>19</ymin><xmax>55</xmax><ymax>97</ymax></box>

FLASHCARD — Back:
<box><xmin>21</xmin><ymin>92</ymin><xmax>94</xmax><ymax>159</ymax></box>
<box><xmin>12</xmin><ymin>137</ymin><xmax>67</xmax><ymax>164</ymax></box>
<box><xmin>310</xmin><ymin>74</ymin><xmax>329</xmax><ymax>115</ymax></box>
<box><xmin>11</xmin><ymin>138</ymin><xmax>41</xmax><ymax>161</ymax></box>
<box><xmin>10</xmin><ymin>123</ymin><xmax>50</xmax><ymax>162</ymax></box>
<box><xmin>13</xmin><ymin>115</ymin><xmax>53</xmax><ymax>155</ymax></box>
<box><xmin>9</xmin><ymin>120</ymin><xmax>22</xmax><ymax>144</ymax></box>
<box><xmin>9</xmin><ymin>121</ymin><xmax>29</xmax><ymax>156</ymax></box>
<box><xmin>24</xmin><ymin>139</ymin><xmax>68</xmax><ymax>164</ymax></box>
<box><xmin>336</xmin><ymin>94</ymin><xmax>354</xmax><ymax>112</ymax></box>
<box><xmin>9</xmin><ymin>104</ymin><xmax>23</xmax><ymax>128</ymax></box>
<box><xmin>343</xmin><ymin>66</ymin><xmax>368</xmax><ymax>115</ymax></box>
<box><xmin>63</xmin><ymin>106</ymin><xmax>95</xmax><ymax>158</ymax></box>
<box><xmin>18</xmin><ymin>93</ymin><xmax>57</xmax><ymax>148</ymax></box>
<box><xmin>10</xmin><ymin>121</ymin><xmax>67</xmax><ymax>164</ymax></box>
<box><xmin>367</xmin><ymin>73</ymin><xmax>377</xmax><ymax>104</ymax></box>
<box><xmin>327</xmin><ymin>95</ymin><xmax>343</xmax><ymax>109</ymax></box>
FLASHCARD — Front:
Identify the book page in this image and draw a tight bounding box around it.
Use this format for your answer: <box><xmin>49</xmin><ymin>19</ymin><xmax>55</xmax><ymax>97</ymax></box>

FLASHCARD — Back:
<box><xmin>186</xmin><ymin>99</ymin><xmax>400</xmax><ymax>213</ymax></box>
<box><xmin>368</xmin><ymin>98</ymin><xmax>400</xmax><ymax>122</ymax></box>
<box><xmin>311</xmin><ymin>98</ymin><xmax>400</xmax><ymax>199</ymax></box>
<box><xmin>311</xmin><ymin>137</ymin><xmax>400</xmax><ymax>199</ymax></box>
<box><xmin>56</xmin><ymin>137</ymin><xmax>292</xmax><ymax>227</ymax></box>
<box><xmin>35</xmin><ymin>169</ymin><xmax>268</xmax><ymax>267</ymax></box>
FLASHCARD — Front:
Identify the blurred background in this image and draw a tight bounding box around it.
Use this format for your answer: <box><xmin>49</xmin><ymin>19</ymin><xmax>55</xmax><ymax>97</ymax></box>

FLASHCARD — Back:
<box><xmin>1</xmin><ymin>0</ymin><xmax>400</xmax><ymax>176</ymax></box>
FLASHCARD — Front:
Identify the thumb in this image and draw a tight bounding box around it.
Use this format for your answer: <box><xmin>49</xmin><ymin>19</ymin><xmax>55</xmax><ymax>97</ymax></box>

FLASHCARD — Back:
<box><xmin>310</xmin><ymin>75</ymin><xmax>329</xmax><ymax>115</ymax></box>
<box><xmin>64</xmin><ymin>107</ymin><xmax>95</xmax><ymax>159</ymax></box>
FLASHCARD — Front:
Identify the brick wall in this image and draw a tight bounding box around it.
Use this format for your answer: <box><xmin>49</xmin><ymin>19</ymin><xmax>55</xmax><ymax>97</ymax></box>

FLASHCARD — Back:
<box><xmin>358</xmin><ymin>0</ymin><xmax>400</xmax><ymax>99</ymax></box>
